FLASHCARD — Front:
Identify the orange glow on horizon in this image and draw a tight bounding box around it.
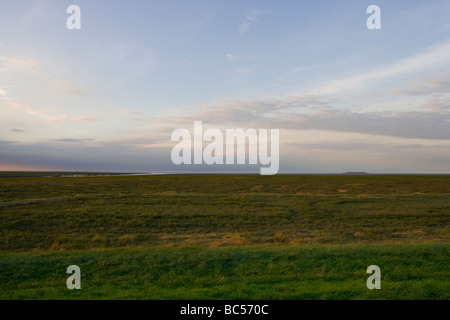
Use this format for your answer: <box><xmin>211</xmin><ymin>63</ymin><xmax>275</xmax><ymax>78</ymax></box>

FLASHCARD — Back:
<box><xmin>0</xmin><ymin>163</ymin><xmax>58</xmax><ymax>171</ymax></box>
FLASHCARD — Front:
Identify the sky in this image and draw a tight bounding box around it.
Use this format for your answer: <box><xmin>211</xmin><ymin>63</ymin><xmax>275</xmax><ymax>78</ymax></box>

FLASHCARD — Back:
<box><xmin>0</xmin><ymin>0</ymin><xmax>449</xmax><ymax>173</ymax></box>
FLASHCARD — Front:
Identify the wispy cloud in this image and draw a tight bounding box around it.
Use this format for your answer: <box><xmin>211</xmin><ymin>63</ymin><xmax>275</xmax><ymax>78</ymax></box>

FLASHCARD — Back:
<box><xmin>239</xmin><ymin>9</ymin><xmax>264</xmax><ymax>34</ymax></box>
<box><xmin>55</xmin><ymin>138</ymin><xmax>95</xmax><ymax>143</ymax></box>
<box><xmin>12</xmin><ymin>128</ymin><xmax>27</xmax><ymax>133</ymax></box>
<box><xmin>310</xmin><ymin>41</ymin><xmax>450</xmax><ymax>96</ymax></box>
<box><xmin>54</xmin><ymin>79</ymin><xmax>87</xmax><ymax>97</ymax></box>
<box><xmin>6</xmin><ymin>100</ymin><xmax>62</xmax><ymax>121</ymax></box>
<box><xmin>72</xmin><ymin>115</ymin><xmax>102</xmax><ymax>122</ymax></box>
<box><xmin>17</xmin><ymin>1</ymin><xmax>45</xmax><ymax>27</ymax></box>
<box><xmin>124</xmin><ymin>117</ymin><xmax>144</xmax><ymax>122</ymax></box>
<box><xmin>420</xmin><ymin>97</ymin><xmax>450</xmax><ymax>113</ymax></box>
<box><xmin>284</xmin><ymin>65</ymin><xmax>319</xmax><ymax>75</ymax></box>
<box><xmin>119</xmin><ymin>109</ymin><xmax>142</xmax><ymax>115</ymax></box>
<box><xmin>391</xmin><ymin>71</ymin><xmax>450</xmax><ymax>96</ymax></box>
<box><xmin>226</xmin><ymin>53</ymin><xmax>240</xmax><ymax>61</ymax></box>
<box><xmin>0</xmin><ymin>56</ymin><xmax>42</xmax><ymax>73</ymax></box>
<box><xmin>236</xmin><ymin>68</ymin><xmax>251</xmax><ymax>73</ymax></box>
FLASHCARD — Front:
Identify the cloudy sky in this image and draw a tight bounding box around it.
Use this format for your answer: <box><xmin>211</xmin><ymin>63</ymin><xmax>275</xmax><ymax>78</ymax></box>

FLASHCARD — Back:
<box><xmin>0</xmin><ymin>0</ymin><xmax>449</xmax><ymax>173</ymax></box>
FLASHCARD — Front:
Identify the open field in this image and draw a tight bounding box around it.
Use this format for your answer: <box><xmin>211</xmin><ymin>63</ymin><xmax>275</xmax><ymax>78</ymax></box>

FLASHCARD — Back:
<box><xmin>0</xmin><ymin>174</ymin><xmax>449</xmax><ymax>299</ymax></box>
<box><xmin>1</xmin><ymin>244</ymin><xmax>448</xmax><ymax>300</ymax></box>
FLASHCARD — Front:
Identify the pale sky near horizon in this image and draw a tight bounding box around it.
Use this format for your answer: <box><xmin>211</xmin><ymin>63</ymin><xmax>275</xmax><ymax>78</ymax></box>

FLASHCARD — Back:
<box><xmin>0</xmin><ymin>0</ymin><xmax>449</xmax><ymax>173</ymax></box>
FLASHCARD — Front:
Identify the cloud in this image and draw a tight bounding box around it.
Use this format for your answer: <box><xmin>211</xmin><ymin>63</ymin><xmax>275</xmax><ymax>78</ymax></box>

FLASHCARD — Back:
<box><xmin>0</xmin><ymin>56</ymin><xmax>42</xmax><ymax>73</ymax></box>
<box><xmin>0</xmin><ymin>140</ymin><xmax>17</xmax><ymax>146</ymax></box>
<box><xmin>1</xmin><ymin>131</ymin><xmax>449</xmax><ymax>173</ymax></box>
<box><xmin>59</xmin><ymin>89</ymin><xmax>86</xmax><ymax>97</ymax></box>
<box><xmin>236</xmin><ymin>68</ymin><xmax>251</xmax><ymax>73</ymax></box>
<box><xmin>284</xmin><ymin>65</ymin><xmax>319</xmax><ymax>75</ymax></box>
<box><xmin>281</xmin><ymin>138</ymin><xmax>450</xmax><ymax>173</ymax></box>
<box><xmin>119</xmin><ymin>109</ymin><xmax>142</xmax><ymax>115</ymax></box>
<box><xmin>420</xmin><ymin>98</ymin><xmax>450</xmax><ymax>113</ymax></box>
<box><xmin>55</xmin><ymin>79</ymin><xmax>87</xmax><ymax>97</ymax></box>
<box><xmin>12</xmin><ymin>128</ymin><xmax>27</xmax><ymax>133</ymax></box>
<box><xmin>226</xmin><ymin>54</ymin><xmax>240</xmax><ymax>61</ymax></box>
<box><xmin>310</xmin><ymin>41</ymin><xmax>450</xmax><ymax>96</ymax></box>
<box><xmin>72</xmin><ymin>115</ymin><xmax>101</xmax><ymax>122</ymax></box>
<box><xmin>239</xmin><ymin>9</ymin><xmax>264</xmax><ymax>34</ymax></box>
<box><xmin>0</xmin><ymin>139</ymin><xmax>172</xmax><ymax>172</ymax></box>
<box><xmin>5</xmin><ymin>100</ymin><xmax>68</xmax><ymax>123</ymax></box>
<box><xmin>391</xmin><ymin>71</ymin><xmax>450</xmax><ymax>96</ymax></box>
<box><xmin>88</xmin><ymin>42</ymin><xmax>158</xmax><ymax>86</ymax></box>
<box><xmin>55</xmin><ymin>138</ymin><xmax>95</xmax><ymax>143</ymax></box>
<box><xmin>18</xmin><ymin>1</ymin><xmax>45</xmax><ymax>27</ymax></box>
<box><xmin>124</xmin><ymin>118</ymin><xmax>144</xmax><ymax>122</ymax></box>
<box><xmin>166</xmin><ymin>95</ymin><xmax>450</xmax><ymax>140</ymax></box>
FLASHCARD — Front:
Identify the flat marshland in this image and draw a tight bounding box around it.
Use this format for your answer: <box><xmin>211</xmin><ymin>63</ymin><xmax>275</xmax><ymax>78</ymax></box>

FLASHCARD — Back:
<box><xmin>0</xmin><ymin>174</ymin><xmax>448</xmax><ymax>299</ymax></box>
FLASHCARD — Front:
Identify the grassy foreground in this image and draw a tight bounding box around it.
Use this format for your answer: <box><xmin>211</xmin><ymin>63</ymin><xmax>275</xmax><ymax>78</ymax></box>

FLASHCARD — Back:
<box><xmin>1</xmin><ymin>244</ymin><xmax>448</xmax><ymax>299</ymax></box>
<box><xmin>0</xmin><ymin>174</ymin><xmax>449</xmax><ymax>299</ymax></box>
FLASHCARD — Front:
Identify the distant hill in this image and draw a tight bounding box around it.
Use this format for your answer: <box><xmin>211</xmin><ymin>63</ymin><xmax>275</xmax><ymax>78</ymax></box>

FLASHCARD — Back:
<box><xmin>342</xmin><ymin>172</ymin><xmax>370</xmax><ymax>175</ymax></box>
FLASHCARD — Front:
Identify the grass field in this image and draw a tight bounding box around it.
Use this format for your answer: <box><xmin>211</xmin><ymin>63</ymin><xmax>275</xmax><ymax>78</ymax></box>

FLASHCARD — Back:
<box><xmin>0</xmin><ymin>174</ymin><xmax>449</xmax><ymax>299</ymax></box>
